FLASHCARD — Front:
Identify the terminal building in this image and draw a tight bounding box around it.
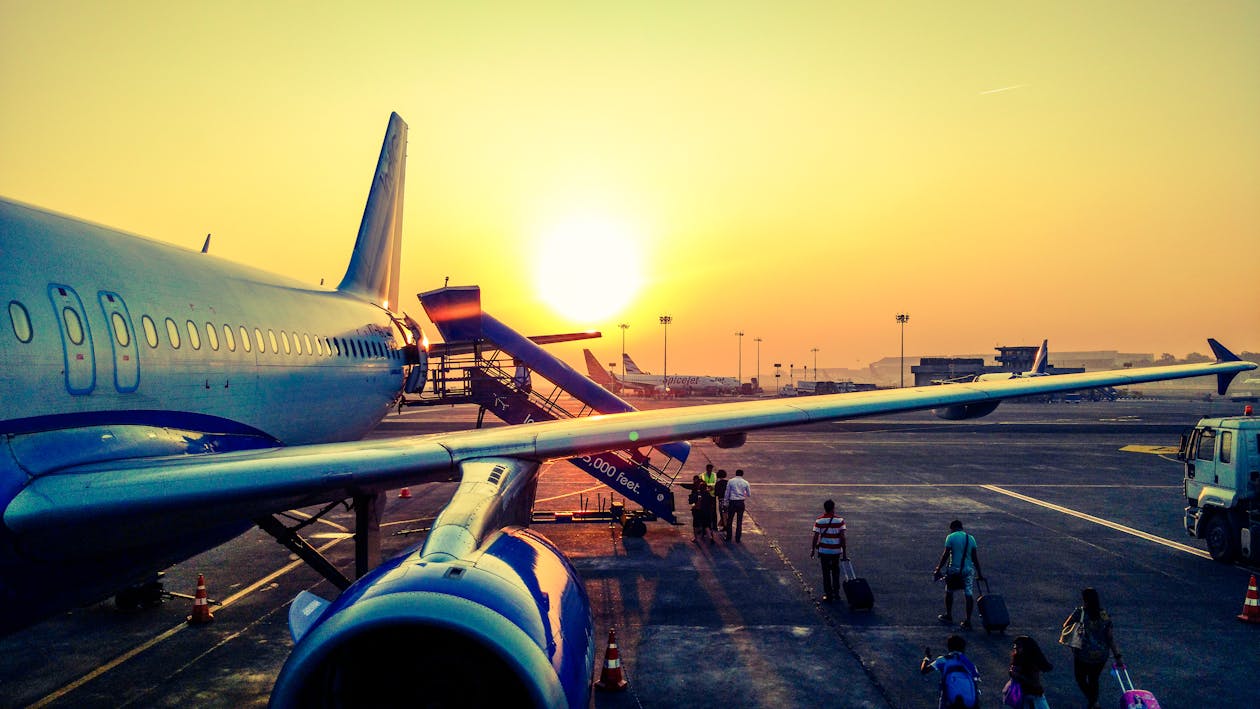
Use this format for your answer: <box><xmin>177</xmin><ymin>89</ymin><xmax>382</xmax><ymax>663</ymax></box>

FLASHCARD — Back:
<box><xmin>910</xmin><ymin>345</ymin><xmax>1084</xmax><ymax>387</ymax></box>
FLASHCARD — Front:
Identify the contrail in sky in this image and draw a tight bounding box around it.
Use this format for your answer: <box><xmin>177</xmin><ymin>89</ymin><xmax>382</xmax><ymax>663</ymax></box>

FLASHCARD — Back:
<box><xmin>979</xmin><ymin>84</ymin><xmax>1028</xmax><ymax>95</ymax></box>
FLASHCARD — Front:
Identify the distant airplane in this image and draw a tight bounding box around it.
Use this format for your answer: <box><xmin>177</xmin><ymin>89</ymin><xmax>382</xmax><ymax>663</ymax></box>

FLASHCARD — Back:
<box><xmin>582</xmin><ymin>349</ymin><xmax>740</xmax><ymax>395</ymax></box>
<box><xmin>0</xmin><ymin>113</ymin><xmax>1253</xmax><ymax>708</ymax></box>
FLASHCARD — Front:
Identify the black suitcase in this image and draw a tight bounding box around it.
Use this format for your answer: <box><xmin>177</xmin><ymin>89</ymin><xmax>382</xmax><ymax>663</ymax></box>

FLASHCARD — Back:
<box><xmin>976</xmin><ymin>578</ymin><xmax>1009</xmax><ymax>634</ymax></box>
<box><xmin>841</xmin><ymin>558</ymin><xmax>874</xmax><ymax>611</ymax></box>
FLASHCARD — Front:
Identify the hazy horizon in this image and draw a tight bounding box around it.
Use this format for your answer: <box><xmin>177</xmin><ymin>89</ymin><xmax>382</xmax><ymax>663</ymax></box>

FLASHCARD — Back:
<box><xmin>3</xmin><ymin>3</ymin><xmax>1256</xmax><ymax>377</ymax></box>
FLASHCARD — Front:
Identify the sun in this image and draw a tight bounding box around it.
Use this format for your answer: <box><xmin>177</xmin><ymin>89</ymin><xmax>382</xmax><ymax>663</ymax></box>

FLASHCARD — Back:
<box><xmin>533</xmin><ymin>213</ymin><xmax>645</xmax><ymax>323</ymax></box>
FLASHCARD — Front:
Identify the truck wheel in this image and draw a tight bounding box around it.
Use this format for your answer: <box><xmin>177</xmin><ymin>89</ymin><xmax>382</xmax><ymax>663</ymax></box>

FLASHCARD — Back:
<box><xmin>1204</xmin><ymin>514</ymin><xmax>1239</xmax><ymax>563</ymax></box>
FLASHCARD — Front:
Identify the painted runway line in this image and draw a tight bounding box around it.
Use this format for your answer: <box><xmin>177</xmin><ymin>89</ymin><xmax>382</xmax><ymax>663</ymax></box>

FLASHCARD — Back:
<box><xmin>981</xmin><ymin>484</ymin><xmax>1211</xmax><ymax>559</ymax></box>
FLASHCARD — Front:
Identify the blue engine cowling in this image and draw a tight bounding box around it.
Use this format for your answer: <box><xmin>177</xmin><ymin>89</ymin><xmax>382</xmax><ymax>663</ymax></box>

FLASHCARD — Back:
<box><xmin>271</xmin><ymin>526</ymin><xmax>595</xmax><ymax>708</ymax></box>
<box><xmin>932</xmin><ymin>401</ymin><xmax>1001</xmax><ymax>420</ymax></box>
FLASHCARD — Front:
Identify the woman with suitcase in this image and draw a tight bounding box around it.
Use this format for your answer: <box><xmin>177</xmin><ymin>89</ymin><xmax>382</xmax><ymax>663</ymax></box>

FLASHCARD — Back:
<box><xmin>1059</xmin><ymin>587</ymin><xmax>1123</xmax><ymax>709</ymax></box>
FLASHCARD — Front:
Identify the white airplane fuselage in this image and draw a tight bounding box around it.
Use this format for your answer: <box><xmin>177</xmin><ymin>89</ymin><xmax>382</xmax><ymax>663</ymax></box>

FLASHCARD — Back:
<box><xmin>1</xmin><ymin>199</ymin><xmax>406</xmax><ymax>449</ymax></box>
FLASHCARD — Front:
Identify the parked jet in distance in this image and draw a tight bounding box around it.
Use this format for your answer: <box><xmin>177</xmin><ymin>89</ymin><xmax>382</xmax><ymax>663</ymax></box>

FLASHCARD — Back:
<box><xmin>583</xmin><ymin>349</ymin><xmax>741</xmax><ymax>395</ymax></box>
<box><xmin>1</xmin><ymin>113</ymin><xmax>1254</xmax><ymax>708</ymax></box>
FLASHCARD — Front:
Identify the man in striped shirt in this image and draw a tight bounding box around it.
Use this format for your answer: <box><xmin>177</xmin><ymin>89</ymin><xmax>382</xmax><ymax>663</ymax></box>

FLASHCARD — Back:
<box><xmin>811</xmin><ymin>499</ymin><xmax>847</xmax><ymax>602</ymax></box>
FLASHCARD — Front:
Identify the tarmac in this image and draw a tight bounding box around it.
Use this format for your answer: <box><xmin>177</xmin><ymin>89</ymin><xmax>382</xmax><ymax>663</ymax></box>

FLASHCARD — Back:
<box><xmin>1</xmin><ymin>397</ymin><xmax>1257</xmax><ymax>707</ymax></box>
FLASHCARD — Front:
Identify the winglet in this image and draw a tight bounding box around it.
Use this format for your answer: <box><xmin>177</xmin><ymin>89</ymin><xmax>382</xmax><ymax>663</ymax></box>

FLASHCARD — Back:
<box><xmin>1209</xmin><ymin>338</ymin><xmax>1244</xmax><ymax>395</ymax></box>
<box><xmin>337</xmin><ymin>112</ymin><xmax>408</xmax><ymax>308</ymax></box>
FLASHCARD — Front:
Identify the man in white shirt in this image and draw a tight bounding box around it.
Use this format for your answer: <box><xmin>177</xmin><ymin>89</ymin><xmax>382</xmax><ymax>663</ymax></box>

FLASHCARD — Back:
<box><xmin>723</xmin><ymin>469</ymin><xmax>751</xmax><ymax>542</ymax></box>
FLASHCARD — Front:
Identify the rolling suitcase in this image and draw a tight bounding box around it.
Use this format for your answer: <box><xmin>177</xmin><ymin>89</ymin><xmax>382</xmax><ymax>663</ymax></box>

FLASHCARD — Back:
<box><xmin>976</xmin><ymin>577</ymin><xmax>1009</xmax><ymax>634</ymax></box>
<box><xmin>1113</xmin><ymin>663</ymin><xmax>1160</xmax><ymax>708</ymax></box>
<box><xmin>841</xmin><ymin>558</ymin><xmax>874</xmax><ymax>611</ymax></box>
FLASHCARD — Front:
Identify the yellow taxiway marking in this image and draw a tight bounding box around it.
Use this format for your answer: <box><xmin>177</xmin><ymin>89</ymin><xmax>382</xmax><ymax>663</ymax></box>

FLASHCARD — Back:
<box><xmin>31</xmin><ymin>536</ymin><xmax>347</xmax><ymax>708</ymax></box>
<box><xmin>980</xmin><ymin>484</ymin><xmax>1211</xmax><ymax>560</ymax></box>
<box><xmin>1120</xmin><ymin>444</ymin><xmax>1181</xmax><ymax>454</ymax></box>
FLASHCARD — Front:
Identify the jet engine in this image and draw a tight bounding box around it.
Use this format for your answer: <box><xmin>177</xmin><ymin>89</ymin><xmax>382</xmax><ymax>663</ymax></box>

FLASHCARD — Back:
<box><xmin>270</xmin><ymin>525</ymin><xmax>595</xmax><ymax>708</ymax></box>
<box><xmin>932</xmin><ymin>401</ymin><xmax>1001</xmax><ymax>420</ymax></box>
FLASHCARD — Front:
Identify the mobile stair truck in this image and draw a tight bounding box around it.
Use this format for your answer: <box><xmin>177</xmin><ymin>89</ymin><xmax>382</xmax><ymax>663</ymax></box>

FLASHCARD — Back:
<box><xmin>1181</xmin><ymin>407</ymin><xmax>1260</xmax><ymax>562</ymax></box>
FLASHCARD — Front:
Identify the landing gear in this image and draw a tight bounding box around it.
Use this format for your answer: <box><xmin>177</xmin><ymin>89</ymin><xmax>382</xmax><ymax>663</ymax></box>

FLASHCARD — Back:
<box><xmin>114</xmin><ymin>576</ymin><xmax>166</xmax><ymax>610</ymax></box>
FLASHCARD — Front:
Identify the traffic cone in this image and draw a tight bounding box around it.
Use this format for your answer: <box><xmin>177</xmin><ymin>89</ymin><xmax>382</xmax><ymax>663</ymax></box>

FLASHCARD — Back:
<box><xmin>594</xmin><ymin>628</ymin><xmax>628</xmax><ymax>691</ymax></box>
<box><xmin>187</xmin><ymin>574</ymin><xmax>214</xmax><ymax>625</ymax></box>
<box><xmin>1238</xmin><ymin>575</ymin><xmax>1260</xmax><ymax>624</ymax></box>
<box><xmin>398</xmin><ymin>487</ymin><xmax>412</xmax><ymax>499</ymax></box>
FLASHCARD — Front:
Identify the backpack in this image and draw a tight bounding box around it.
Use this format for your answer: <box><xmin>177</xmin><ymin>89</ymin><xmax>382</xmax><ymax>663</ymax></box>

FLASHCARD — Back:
<box><xmin>940</xmin><ymin>654</ymin><xmax>979</xmax><ymax>709</ymax></box>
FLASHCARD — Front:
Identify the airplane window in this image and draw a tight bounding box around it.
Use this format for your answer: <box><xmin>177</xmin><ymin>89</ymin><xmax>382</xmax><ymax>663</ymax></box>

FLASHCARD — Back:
<box><xmin>185</xmin><ymin>320</ymin><xmax>201</xmax><ymax>350</ymax></box>
<box><xmin>205</xmin><ymin>322</ymin><xmax>219</xmax><ymax>351</ymax></box>
<box><xmin>293</xmin><ymin>332</ymin><xmax>303</xmax><ymax>355</ymax></box>
<box><xmin>254</xmin><ymin>327</ymin><xmax>265</xmax><ymax>353</ymax></box>
<box><xmin>268</xmin><ymin>329</ymin><xmax>278</xmax><ymax>354</ymax></box>
<box><xmin>315</xmin><ymin>336</ymin><xmax>324</xmax><ymax>356</ymax></box>
<box><xmin>303</xmin><ymin>333</ymin><xmax>313</xmax><ymax>355</ymax></box>
<box><xmin>325</xmin><ymin>337</ymin><xmax>333</xmax><ymax>356</ymax></box>
<box><xmin>223</xmin><ymin>324</ymin><xmax>236</xmax><ymax>352</ymax></box>
<box><xmin>111</xmin><ymin>312</ymin><xmax>131</xmax><ymax>347</ymax></box>
<box><xmin>62</xmin><ymin>307</ymin><xmax>85</xmax><ymax>345</ymax></box>
<box><xmin>141</xmin><ymin>315</ymin><xmax>158</xmax><ymax>347</ymax></box>
<box><xmin>281</xmin><ymin>331</ymin><xmax>291</xmax><ymax>355</ymax></box>
<box><xmin>9</xmin><ymin>301</ymin><xmax>32</xmax><ymax>343</ymax></box>
<box><xmin>239</xmin><ymin>325</ymin><xmax>251</xmax><ymax>352</ymax></box>
<box><xmin>166</xmin><ymin>318</ymin><xmax>181</xmax><ymax>349</ymax></box>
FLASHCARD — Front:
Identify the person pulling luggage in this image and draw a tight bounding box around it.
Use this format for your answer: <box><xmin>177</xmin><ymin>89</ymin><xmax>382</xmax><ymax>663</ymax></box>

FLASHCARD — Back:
<box><xmin>811</xmin><ymin>499</ymin><xmax>847</xmax><ymax>602</ymax></box>
<box><xmin>932</xmin><ymin>519</ymin><xmax>984</xmax><ymax>630</ymax></box>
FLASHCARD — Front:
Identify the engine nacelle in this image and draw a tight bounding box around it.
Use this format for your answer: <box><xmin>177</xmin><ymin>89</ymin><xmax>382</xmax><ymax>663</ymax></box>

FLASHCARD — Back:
<box><xmin>932</xmin><ymin>401</ymin><xmax>1001</xmax><ymax>420</ymax></box>
<box><xmin>711</xmin><ymin>432</ymin><xmax>747</xmax><ymax>449</ymax></box>
<box><xmin>271</xmin><ymin>526</ymin><xmax>595</xmax><ymax>709</ymax></box>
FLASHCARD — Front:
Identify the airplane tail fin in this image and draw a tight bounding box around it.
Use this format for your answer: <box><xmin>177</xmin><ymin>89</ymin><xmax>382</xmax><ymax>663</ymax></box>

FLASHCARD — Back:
<box><xmin>1208</xmin><ymin>338</ymin><xmax>1245</xmax><ymax>395</ymax></box>
<box><xmin>583</xmin><ymin>349</ymin><xmax>616</xmax><ymax>386</ymax></box>
<box><xmin>623</xmin><ymin>353</ymin><xmax>646</xmax><ymax>374</ymax></box>
<box><xmin>337</xmin><ymin>112</ymin><xmax>408</xmax><ymax>309</ymax></box>
<box><xmin>1030</xmin><ymin>339</ymin><xmax>1049</xmax><ymax>375</ymax></box>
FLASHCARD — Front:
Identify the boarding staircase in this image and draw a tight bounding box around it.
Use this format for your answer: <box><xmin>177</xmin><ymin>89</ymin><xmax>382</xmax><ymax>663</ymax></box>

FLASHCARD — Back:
<box><xmin>408</xmin><ymin>287</ymin><xmax>687</xmax><ymax>523</ymax></box>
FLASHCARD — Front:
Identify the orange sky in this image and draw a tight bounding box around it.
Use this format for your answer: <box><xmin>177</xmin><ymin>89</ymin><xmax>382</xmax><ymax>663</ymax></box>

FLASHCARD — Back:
<box><xmin>2</xmin><ymin>3</ymin><xmax>1257</xmax><ymax>378</ymax></box>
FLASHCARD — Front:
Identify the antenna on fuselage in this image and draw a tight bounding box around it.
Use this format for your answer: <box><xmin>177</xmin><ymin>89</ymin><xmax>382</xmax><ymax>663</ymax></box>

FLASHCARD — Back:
<box><xmin>201</xmin><ymin>234</ymin><xmax>211</xmax><ymax>253</ymax></box>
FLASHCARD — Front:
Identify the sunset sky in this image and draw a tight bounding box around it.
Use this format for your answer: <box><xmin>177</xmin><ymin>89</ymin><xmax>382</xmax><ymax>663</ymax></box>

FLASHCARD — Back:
<box><xmin>2</xmin><ymin>2</ymin><xmax>1257</xmax><ymax>379</ymax></box>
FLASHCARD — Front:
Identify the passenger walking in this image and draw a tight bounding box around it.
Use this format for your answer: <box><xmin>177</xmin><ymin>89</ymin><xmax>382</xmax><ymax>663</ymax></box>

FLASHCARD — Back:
<box><xmin>687</xmin><ymin>475</ymin><xmax>714</xmax><ymax>544</ymax></box>
<box><xmin>1059</xmin><ymin>587</ymin><xmax>1122</xmax><ymax>709</ymax></box>
<box><xmin>1007</xmin><ymin>635</ymin><xmax>1053</xmax><ymax>709</ymax></box>
<box><xmin>724</xmin><ymin>469</ymin><xmax>750</xmax><ymax>542</ymax></box>
<box><xmin>714</xmin><ymin>469</ymin><xmax>729</xmax><ymax>532</ymax></box>
<box><xmin>919</xmin><ymin>633</ymin><xmax>980</xmax><ymax>709</ymax></box>
<box><xmin>932</xmin><ymin>520</ymin><xmax>983</xmax><ymax>630</ymax></box>
<box><xmin>810</xmin><ymin>499</ymin><xmax>847</xmax><ymax>602</ymax></box>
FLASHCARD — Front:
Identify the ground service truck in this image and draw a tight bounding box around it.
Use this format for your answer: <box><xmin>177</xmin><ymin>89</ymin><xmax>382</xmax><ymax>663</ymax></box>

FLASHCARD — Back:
<box><xmin>1181</xmin><ymin>408</ymin><xmax>1260</xmax><ymax>562</ymax></box>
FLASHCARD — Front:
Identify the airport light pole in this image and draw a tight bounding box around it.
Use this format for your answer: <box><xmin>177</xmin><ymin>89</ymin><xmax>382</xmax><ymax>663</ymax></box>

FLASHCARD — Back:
<box><xmin>896</xmin><ymin>312</ymin><xmax>910</xmax><ymax>388</ymax></box>
<box><xmin>754</xmin><ymin>337</ymin><xmax>762</xmax><ymax>394</ymax></box>
<box><xmin>735</xmin><ymin>330</ymin><xmax>744</xmax><ymax>386</ymax></box>
<box><xmin>618</xmin><ymin>323</ymin><xmax>630</xmax><ymax>378</ymax></box>
<box><xmin>659</xmin><ymin>315</ymin><xmax>672</xmax><ymax>394</ymax></box>
<box><xmin>811</xmin><ymin>347</ymin><xmax>819</xmax><ymax>382</ymax></box>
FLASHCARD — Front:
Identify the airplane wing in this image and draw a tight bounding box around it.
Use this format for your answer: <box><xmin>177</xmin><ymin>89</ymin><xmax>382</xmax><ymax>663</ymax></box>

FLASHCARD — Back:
<box><xmin>7</xmin><ymin>354</ymin><xmax>1252</xmax><ymax>550</ymax></box>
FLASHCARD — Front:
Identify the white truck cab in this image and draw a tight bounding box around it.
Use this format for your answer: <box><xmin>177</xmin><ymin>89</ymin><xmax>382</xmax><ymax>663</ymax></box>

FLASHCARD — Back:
<box><xmin>1181</xmin><ymin>408</ymin><xmax>1260</xmax><ymax>562</ymax></box>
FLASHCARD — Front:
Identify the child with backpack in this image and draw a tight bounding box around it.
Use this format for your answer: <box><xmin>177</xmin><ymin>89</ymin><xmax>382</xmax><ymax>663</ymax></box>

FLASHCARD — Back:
<box><xmin>920</xmin><ymin>634</ymin><xmax>981</xmax><ymax>709</ymax></box>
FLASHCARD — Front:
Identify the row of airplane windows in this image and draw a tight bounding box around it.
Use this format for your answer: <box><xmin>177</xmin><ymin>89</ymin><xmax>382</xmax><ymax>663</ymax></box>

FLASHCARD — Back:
<box><xmin>7</xmin><ymin>300</ymin><xmax>399</xmax><ymax>361</ymax></box>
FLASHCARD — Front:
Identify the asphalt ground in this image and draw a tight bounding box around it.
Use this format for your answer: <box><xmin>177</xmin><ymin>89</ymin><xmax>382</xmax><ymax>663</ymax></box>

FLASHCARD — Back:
<box><xmin>1</xmin><ymin>397</ymin><xmax>1257</xmax><ymax>707</ymax></box>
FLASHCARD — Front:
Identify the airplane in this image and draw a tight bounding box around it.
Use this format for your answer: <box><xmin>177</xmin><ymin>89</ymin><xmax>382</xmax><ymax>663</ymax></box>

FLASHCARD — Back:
<box><xmin>1</xmin><ymin>112</ymin><xmax>1254</xmax><ymax>708</ymax></box>
<box><xmin>582</xmin><ymin>348</ymin><xmax>741</xmax><ymax>396</ymax></box>
<box><xmin>934</xmin><ymin>338</ymin><xmax>1050</xmax><ymax>419</ymax></box>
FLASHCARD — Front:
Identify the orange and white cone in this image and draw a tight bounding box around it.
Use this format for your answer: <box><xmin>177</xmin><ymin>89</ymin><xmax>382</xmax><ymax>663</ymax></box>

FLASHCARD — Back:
<box><xmin>594</xmin><ymin>628</ymin><xmax>628</xmax><ymax>691</ymax></box>
<box><xmin>187</xmin><ymin>573</ymin><xmax>214</xmax><ymax>625</ymax></box>
<box><xmin>1238</xmin><ymin>575</ymin><xmax>1260</xmax><ymax>624</ymax></box>
<box><xmin>398</xmin><ymin>487</ymin><xmax>412</xmax><ymax>499</ymax></box>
